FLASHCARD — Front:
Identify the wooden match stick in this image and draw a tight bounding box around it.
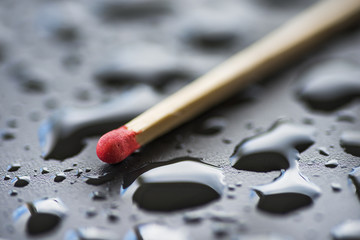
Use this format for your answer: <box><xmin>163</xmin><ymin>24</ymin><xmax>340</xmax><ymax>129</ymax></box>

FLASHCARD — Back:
<box><xmin>97</xmin><ymin>0</ymin><xmax>360</xmax><ymax>164</ymax></box>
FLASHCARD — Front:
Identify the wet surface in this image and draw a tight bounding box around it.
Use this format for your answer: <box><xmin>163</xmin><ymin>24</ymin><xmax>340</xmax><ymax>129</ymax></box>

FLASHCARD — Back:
<box><xmin>1</xmin><ymin>0</ymin><xmax>360</xmax><ymax>239</ymax></box>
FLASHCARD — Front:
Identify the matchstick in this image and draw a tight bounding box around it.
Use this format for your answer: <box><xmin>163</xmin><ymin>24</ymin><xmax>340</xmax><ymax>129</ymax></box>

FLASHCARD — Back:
<box><xmin>97</xmin><ymin>0</ymin><xmax>360</xmax><ymax>164</ymax></box>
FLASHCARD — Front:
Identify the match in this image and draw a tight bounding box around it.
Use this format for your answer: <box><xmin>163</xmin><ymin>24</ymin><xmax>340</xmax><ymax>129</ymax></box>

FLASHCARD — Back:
<box><xmin>97</xmin><ymin>0</ymin><xmax>360</xmax><ymax>164</ymax></box>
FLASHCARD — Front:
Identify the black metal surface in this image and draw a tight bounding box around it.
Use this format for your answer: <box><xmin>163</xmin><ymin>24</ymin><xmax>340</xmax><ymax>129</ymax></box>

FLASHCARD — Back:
<box><xmin>0</xmin><ymin>0</ymin><xmax>360</xmax><ymax>239</ymax></box>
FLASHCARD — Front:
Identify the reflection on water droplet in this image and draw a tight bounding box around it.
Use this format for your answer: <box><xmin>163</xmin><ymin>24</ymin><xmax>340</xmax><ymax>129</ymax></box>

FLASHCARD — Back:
<box><xmin>296</xmin><ymin>59</ymin><xmax>360</xmax><ymax>111</ymax></box>
<box><xmin>340</xmin><ymin>131</ymin><xmax>360</xmax><ymax>156</ymax></box>
<box><xmin>65</xmin><ymin>227</ymin><xmax>117</xmax><ymax>240</ymax></box>
<box><xmin>13</xmin><ymin>198</ymin><xmax>67</xmax><ymax>235</ymax></box>
<box><xmin>121</xmin><ymin>158</ymin><xmax>225</xmax><ymax>212</ymax></box>
<box><xmin>331</xmin><ymin>219</ymin><xmax>360</xmax><ymax>240</ymax></box>
<box><xmin>124</xmin><ymin>223</ymin><xmax>188</xmax><ymax>240</ymax></box>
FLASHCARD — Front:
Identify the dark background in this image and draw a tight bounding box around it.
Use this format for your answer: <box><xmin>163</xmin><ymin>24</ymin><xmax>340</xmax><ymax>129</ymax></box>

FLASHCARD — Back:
<box><xmin>0</xmin><ymin>0</ymin><xmax>359</xmax><ymax>239</ymax></box>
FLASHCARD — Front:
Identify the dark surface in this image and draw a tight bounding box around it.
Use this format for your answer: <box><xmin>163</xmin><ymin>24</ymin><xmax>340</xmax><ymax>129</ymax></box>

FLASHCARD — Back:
<box><xmin>0</xmin><ymin>0</ymin><xmax>360</xmax><ymax>239</ymax></box>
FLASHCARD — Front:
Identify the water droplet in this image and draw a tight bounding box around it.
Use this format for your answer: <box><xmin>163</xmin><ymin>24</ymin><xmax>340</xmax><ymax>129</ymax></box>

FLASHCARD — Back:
<box><xmin>318</xmin><ymin>147</ymin><xmax>329</xmax><ymax>156</ymax></box>
<box><xmin>325</xmin><ymin>159</ymin><xmax>338</xmax><ymax>168</ymax></box>
<box><xmin>85</xmin><ymin>168</ymin><xmax>91</xmax><ymax>172</ymax></box>
<box><xmin>209</xmin><ymin>210</ymin><xmax>238</xmax><ymax>223</ymax></box>
<box><xmin>44</xmin><ymin>97</ymin><xmax>59</xmax><ymax>110</ymax></box>
<box><xmin>85</xmin><ymin>207</ymin><xmax>97</xmax><ymax>218</ymax></box>
<box><xmin>74</xmin><ymin>169</ymin><xmax>83</xmax><ymax>177</ymax></box>
<box><xmin>340</xmin><ymin>131</ymin><xmax>360</xmax><ymax>156</ymax></box>
<box><xmin>121</xmin><ymin>158</ymin><xmax>225</xmax><ymax>212</ymax></box>
<box><xmin>235</xmin><ymin>181</ymin><xmax>243</xmax><ymax>187</ymax></box>
<box><xmin>95</xmin><ymin>0</ymin><xmax>171</xmax><ymax>22</ymax></box>
<box><xmin>53</xmin><ymin>172</ymin><xmax>66</xmax><ymax>182</ymax></box>
<box><xmin>227</xmin><ymin>184</ymin><xmax>236</xmax><ymax>191</ymax></box>
<box><xmin>253</xmin><ymin>168</ymin><xmax>321</xmax><ymax>214</ymax></box>
<box><xmin>296</xmin><ymin>60</ymin><xmax>360</xmax><ymax>111</ymax></box>
<box><xmin>336</xmin><ymin>110</ymin><xmax>357</xmax><ymax>123</ymax></box>
<box><xmin>1</xmin><ymin>129</ymin><xmax>15</xmax><ymax>140</ymax></box>
<box><xmin>107</xmin><ymin>210</ymin><xmax>119</xmax><ymax>222</ymax></box>
<box><xmin>194</xmin><ymin>116</ymin><xmax>226</xmax><ymax>135</ymax></box>
<box><xmin>211</xmin><ymin>222</ymin><xmax>230</xmax><ymax>237</ymax></box>
<box><xmin>230</xmin><ymin>120</ymin><xmax>315</xmax><ymax>172</ymax></box>
<box><xmin>63</xmin><ymin>167</ymin><xmax>74</xmax><ymax>172</ymax></box>
<box><xmin>349</xmin><ymin>167</ymin><xmax>360</xmax><ymax>197</ymax></box>
<box><xmin>7</xmin><ymin>163</ymin><xmax>21</xmax><ymax>172</ymax></box>
<box><xmin>12</xmin><ymin>176</ymin><xmax>30</xmax><ymax>187</ymax></box>
<box><xmin>124</xmin><ymin>223</ymin><xmax>188</xmax><ymax>240</ymax></box>
<box><xmin>4</xmin><ymin>174</ymin><xmax>11</xmax><ymax>180</ymax></box>
<box><xmin>90</xmin><ymin>191</ymin><xmax>107</xmax><ymax>201</ymax></box>
<box><xmin>13</xmin><ymin>198</ymin><xmax>67</xmax><ymax>235</ymax></box>
<box><xmin>331</xmin><ymin>219</ymin><xmax>360</xmax><ymax>240</ymax></box>
<box><xmin>41</xmin><ymin>167</ymin><xmax>50</xmax><ymax>174</ymax></box>
<box><xmin>183</xmin><ymin>211</ymin><xmax>204</xmax><ymax>224</ymax></box>
<box><xmin>6</xmin><ymin>118</ymin><xmax>18</xmax><ymax>128</ymax></box>
<box><xmin>222</xmin><ymin>138</ymin><xmax>232</xmax><ymax>144</ymax></box>
<box><xmin>331</xmin><ymin>183</ymin><xmax>342</xmax><ymax>192</ymax></box>
<box><xmin>9</xmin><ymin>189</ymin><xmax>18</xmax><ymax>196</ymax></box>
<box><xmin>38</xmin><ymin>85</ymin><xmax>162</xmax><ymax>160</ymax></box>
<box><xmin>65</xmin><ymin>227</ymin><xmax>117</xmax><ymax>240</ymax></box>
<box><xmin>84</xmin><ymin>172</ymin><xmax>114</xmax><ymax>185</ymax></box>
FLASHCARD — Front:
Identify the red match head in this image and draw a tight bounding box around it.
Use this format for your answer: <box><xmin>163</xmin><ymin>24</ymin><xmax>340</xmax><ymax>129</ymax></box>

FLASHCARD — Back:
<box><xmin>96</xmin><ymin>126</ymin><xmax>140</xmax><ymax>164</ymax></box>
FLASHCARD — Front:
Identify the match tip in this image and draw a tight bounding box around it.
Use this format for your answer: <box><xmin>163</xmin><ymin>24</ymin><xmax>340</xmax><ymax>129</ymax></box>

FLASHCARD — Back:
<box><xmin>96</xmin><ymin>126</ymin><xmax>140</xmax><ymax>164</ymax></box>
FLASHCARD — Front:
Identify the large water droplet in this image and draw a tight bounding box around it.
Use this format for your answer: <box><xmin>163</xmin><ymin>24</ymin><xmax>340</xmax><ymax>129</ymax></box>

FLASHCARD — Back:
<box><xmin>13</xmin><ymin>198</ymin><xmax>67</xmax><ymax>235</ymax></box>
<box><xmin>340</xmin><ymin>131</ymin><xmax>360</xmax><ymax>157</ymax></box>
<box><xmin>331</xmin><ymin>219</ymin><xmax>360</xmax><ymax>240</ymax></box>
<box><xmin>121</xmin><ymin>158</ymin><xmax>225</xmax><ymax>212</ymax></box>
<box><xmin>65</xmin><ymin>227</ymin><xmax>117</xmax><ymax>240</ymax></box>
<box><xmin>296</xmin><ymin>60</ymin><xmax>360</xmax><ymax>111</ymax></box>
<box><xmin>230</xmin><ymin>120</ymin><xmax>315</xmax><ymax>171</ymax></box>
<box><xmin>38</xmin><ymin>85</ymin><xmax>162</xmax><ymax>160</ymax></box>
<box><xmin>7</xmin><ymin>163</ymin><xmax>21</xmax><ymax>172</ymax></box>
<box><xmin>124</xmin><ymin>223</ymin><xmax>188</xmax><ymax>240</ymax></box>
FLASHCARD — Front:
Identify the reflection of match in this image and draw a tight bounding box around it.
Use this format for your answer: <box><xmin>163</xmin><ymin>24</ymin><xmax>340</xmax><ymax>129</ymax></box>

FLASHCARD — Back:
<box><xmin>97</xmin><ymin>0</ymin><xmax>360</xmax><ymax>164</ymax></box>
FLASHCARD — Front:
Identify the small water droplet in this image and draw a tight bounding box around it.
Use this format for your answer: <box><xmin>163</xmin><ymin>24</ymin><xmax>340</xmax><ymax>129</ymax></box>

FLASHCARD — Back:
<box><xmin>7</xmin><ymin>163</ymin><xmax>21</xmax><ymax>172</ymax></box>
<box><xmin>318</xmin><ymin>147</ymin><xmax>329</xmax><ymax>156</ymax></box>
<box><xmin>1</xmin><ymin>129</ymin><xmax>15</xmax><ymax>140</ymax></box>
<box><xmin>12</xmin><ymin>176</ymin><xmax>30</xmax><ymax>187</ymax></box>
<box><xmin>331</xmin><ymin>183</ymin><xmax>342</xmax><ymax>192</ymax></box>
<box><xmin>85</xmin><ymin>168</ymin><xmax>91</xmax><ymax>172</ymax></box>
<box><xmin>336</xmin><ymin>110</ymin><xmax>357</xmax><ymax>123</ymax></box>
<box><xmin>53</xmin><ymin>172</ymin><xmax>66</xmax><ymax>182</ymax></box>
<box><xmin>325</xmin><ymin>159</ymin><xmax>338</xmax><ymax>168</ymax></box>
<box><xmin>211</xmin><ymin>222</ymin><xmax>230</xmax><ymax>237</ymax></box>
<box><xmin>183</xmin><ymin>211</ymin><xmax>204</xmax><ymax>224</ymax></box>
<box><xmin>84</xmin><ymin>172</ymin><xmax>114</xmax><ymax>185</ymax></box>
<box><xmin>85</xmin><ymin>207</ymin><xmax>97</xmax><ymax>218</ymax></box>
<box><xmin>90</xmin><ymin>191</ymin><xmax>107</xmax><ymax>201</ymax></box>
<box><xmin>63</xmin><ymin>167</ymin><xmax>74</xmax><ymax>172</ymax></box>
<box><xmin>4</xmin><ymin>174</ymin><xmax>11</xmax><ymax>180</ymax></box>
<box><xmin>331</xmin><ymin>219</ymin><xmax>360</xmax><ymax>240</ymax></box>
<box><xmin>227</xmin><ymin>184</ymin><xmax>236</xmax><ymax>191</ymax></box>
<box><xmin>107</xmin><ymin>210</ymin><xmax>119</xmax><ymax>222</ymax></box>
<box><xmin>41</xmin><ymin>167</ymin><xmax>50</xmax><ymax>174</ymax></box>
<box><xmin>235</xmin><ymin>181</ymin><xmax>243</xmax><ymax>187</ymax></box>
<box><xmin>74</xmin><ymin>169</ymin><xmax>83</xmax><ymax>177</ymax></box>
<box><xmin>9</xmin><ymin>189</ymin><xmax>18</xmax><ymax>196</ymax></box>
<box><xmin>6</xmin><ymin>118</ymin><xmax>18</xmax><ymax>128</ymax></box>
